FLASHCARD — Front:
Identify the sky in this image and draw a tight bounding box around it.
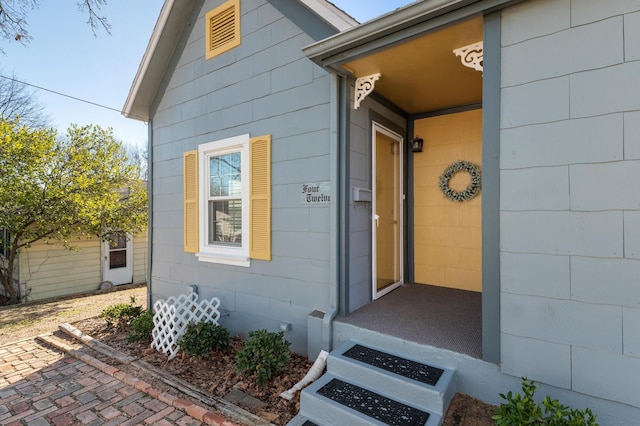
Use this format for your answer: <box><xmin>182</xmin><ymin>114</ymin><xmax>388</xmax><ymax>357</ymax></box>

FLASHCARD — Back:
<box><xmin>2</xmin><ymin>0</ymin><xmax>413</xmax><ymax>149</ymax></box>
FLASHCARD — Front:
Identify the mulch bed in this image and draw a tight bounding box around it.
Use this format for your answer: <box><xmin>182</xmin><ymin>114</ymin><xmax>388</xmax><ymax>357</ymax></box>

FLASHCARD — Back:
<box><xmin>443</xmin><ymin>393</ymin><xmax>496</xmax><ymax>426</ymax></box>
<box><xmin>71</xmin><ymin>317</ymin><xmax>496</xmax><ymax>425</ymax></box>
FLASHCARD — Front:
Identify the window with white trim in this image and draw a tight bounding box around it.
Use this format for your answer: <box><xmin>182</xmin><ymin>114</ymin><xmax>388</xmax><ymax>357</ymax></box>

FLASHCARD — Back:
<box><xmin>183</xmin><ymin>134</ymin><xmax>271</xmax><ymax>265</ymax></box>
<box><xmin>197</xmin><ymin>134</ymin><xmax>250</xmax><ymax>266</ymax></box>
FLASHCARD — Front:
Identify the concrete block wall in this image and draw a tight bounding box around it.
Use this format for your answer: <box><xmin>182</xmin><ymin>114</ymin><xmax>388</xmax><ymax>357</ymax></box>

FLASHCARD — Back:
<box><xmin>500</xmin><ymin>0</ymin><xmax>640</xmax><ymax>409</ymax></box>
<box><xmin>149</xmin><ymin>0</ymin><xmax>337</xmax><ymax>355</ymax></box>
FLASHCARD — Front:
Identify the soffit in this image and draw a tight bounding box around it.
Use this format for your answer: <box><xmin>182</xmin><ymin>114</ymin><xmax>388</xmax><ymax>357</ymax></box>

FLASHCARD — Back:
<box><xmin>123</xmin><ymin>0</ymin><xmax>197</xmax><ymax>121</ymax></box>
<box><xmin>344</xmin><ymin>16</ymin><xmax>483</xmax><ymax>114</ymax></box>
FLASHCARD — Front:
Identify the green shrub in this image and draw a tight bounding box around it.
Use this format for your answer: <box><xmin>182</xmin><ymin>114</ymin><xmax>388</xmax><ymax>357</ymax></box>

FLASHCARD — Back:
<box><xmin>128</xmin><ymin>310</ymin><xmax>154</xmax><ymax>343</ymax></box>
<box><xmin>99</xmin><ymin>297</ymin><xmax>143</xmax><ymax>330</ymax></box>
<box><xmin>177</xmin><ymin>321</ymin><xmax>230</xmax><ymax>356</ymax></box>
<box><xmin>235</xmin><ymin>329</ymin><xmax>291</xmax><ymax>385</ymax></box>
<box><xmin>493</xmin><ymin>378</ymin><xmax>598</xmax><ymax>426</ymax></box>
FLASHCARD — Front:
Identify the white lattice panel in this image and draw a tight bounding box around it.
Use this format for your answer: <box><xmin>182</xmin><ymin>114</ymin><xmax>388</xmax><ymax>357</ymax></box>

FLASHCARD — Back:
<box><xmin>151</xmin><ymin>292</ymin><xmax>221</xmax><ymax>360</ymax></box>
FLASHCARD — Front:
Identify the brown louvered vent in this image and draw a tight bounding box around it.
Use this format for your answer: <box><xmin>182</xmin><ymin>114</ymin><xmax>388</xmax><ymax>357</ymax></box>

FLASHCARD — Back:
<box><xmin>206</xmin><ymin>0</ymin><xmax>240</xmax><ymax>60</ymax></box>
<box><xmin>210</xmin><ymin>7</ymin><xmax>234</xmax><ymax>50</ymax></box>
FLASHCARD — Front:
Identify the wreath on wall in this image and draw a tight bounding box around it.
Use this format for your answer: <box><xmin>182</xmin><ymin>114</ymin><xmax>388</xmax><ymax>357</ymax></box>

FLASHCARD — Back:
<box><xmin>438</xmin><ymin>160</ymin><xmax>482</xmax><ymax>202</ymax></box>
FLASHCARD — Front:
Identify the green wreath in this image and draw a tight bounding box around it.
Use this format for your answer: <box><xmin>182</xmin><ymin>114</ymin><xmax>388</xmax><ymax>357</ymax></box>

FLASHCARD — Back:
<box><xmin>438</xmin><ymin>160</ymin><xmax>482</xmax><ymax>202</ymax></box>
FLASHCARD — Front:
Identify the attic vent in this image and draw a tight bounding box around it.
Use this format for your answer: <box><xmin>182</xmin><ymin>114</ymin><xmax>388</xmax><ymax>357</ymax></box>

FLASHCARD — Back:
<box><xmin>206</xmin><ymin>0</ymin><xmax>240</xmax><ymax>60</ymax></box>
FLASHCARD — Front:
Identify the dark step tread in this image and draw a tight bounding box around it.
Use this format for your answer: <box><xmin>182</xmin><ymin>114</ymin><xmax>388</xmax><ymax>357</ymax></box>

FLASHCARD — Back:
<box><xmin>342</xmin><ymin>343</ymin><xmax>444</xmax><ymax>386</ymax></box>
<box><xmin>317</xmin><ymin>378</ymin><xmax>430</xmax><ymax>426</ymax></box>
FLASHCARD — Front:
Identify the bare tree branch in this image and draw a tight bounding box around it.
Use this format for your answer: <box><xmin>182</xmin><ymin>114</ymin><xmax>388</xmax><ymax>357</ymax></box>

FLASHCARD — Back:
<box><xmin>0</xmin><ymin>71</ymin><xmax>49</xmax><ymax>128</ymax></box>
<box><xmin>0</xmin><ymin>0</ymin><xmax>110</xmax><ymax>49</ymax></box>
<box><xmin>0</xmin><ymin>0</ymin><xmax>38</xmax><ymax>46</ymax></box>
<box><xmin>122</xmin><ymin>141</ymin><xmax>148</xmax><ymax>181</ymax></box>
<box><xmin>77</xmin><ymin>0</ymin><xmax>111</xmax><ymax>36</ymax></box>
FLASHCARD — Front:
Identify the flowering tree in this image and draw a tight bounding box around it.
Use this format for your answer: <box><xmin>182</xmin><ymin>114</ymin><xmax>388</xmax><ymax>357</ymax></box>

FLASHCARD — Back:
<box><xmin>0</xmin><ymin>119</ymin><xmax>147</xmax><ymax>304</ymax></box>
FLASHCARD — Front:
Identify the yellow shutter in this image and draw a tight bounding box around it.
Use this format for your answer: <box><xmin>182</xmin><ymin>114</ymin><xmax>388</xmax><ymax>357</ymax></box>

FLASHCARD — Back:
<box><xmin>250</xmin><ymin>135</ymin><xmax>271</xmax><ymax>260</ymax></box>
<box><xmin>183</xmin><ymin>150</ymin><xmax>199</xmax><ymax>253</ymax></box>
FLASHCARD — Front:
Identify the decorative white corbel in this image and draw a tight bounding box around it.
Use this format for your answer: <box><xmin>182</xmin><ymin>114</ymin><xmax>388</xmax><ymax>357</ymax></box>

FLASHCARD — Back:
<box><xmin>354</xmin><ymin>73</ymin><xmax>381</xmax><ymax>110</ymax></box>
<box><xmin>453</xmin><ymin>41</ymin><xmax>483</xmax><ymax>73</ymax></box>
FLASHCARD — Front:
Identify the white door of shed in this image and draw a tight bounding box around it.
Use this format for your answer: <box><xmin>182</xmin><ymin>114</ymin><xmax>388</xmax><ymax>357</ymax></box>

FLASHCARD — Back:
<box><xmin>102</xmin><ymin>232</ymin><xmax>133</xmax><ymax>285</ymax></box>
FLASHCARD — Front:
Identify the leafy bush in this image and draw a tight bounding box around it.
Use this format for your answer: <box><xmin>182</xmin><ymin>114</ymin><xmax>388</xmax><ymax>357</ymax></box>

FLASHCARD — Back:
<box><xmin>235</xmin><ymin>329</ymin><xmax>291</xmax><ymax>384</ymax></box>
<box><xmin>493</xmin><ymin>378</ymin><xmax>598</xmax><ymax>426</ymax></box>
<box><xmin>99</xmin><ymin>297</ymin><xmax>143</xmax><ymax>330</ymax></box>
<box><xmin>177</xmin><ymin>321</ymin><xmax>230</xmax><ymax>356</ymax></box>
<box><xmin>128</xmin><ymin>310</ymin><xmax>154</xmax><ymax>343</ymax></box>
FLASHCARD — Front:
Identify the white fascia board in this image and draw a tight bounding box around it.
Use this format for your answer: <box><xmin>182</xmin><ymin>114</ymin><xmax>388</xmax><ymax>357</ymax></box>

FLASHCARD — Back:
<box><xmin>299</xmin><ymin>0</ymin><xmax>358</xmax><ymax>31</ymax></box>
<box><xmin>303</xmin><ymin>0</ymin><xmax>471</xmax><ymax>63</ymax></box>
<box><xmin>122</xmin><ymin>0</ymin><xmax>356</xmax><ymax>121</ymax></box>
<box><xmin>122</xmin><ymin>0</ymin><xmax>175</xmax><ymax>121</ymax></box>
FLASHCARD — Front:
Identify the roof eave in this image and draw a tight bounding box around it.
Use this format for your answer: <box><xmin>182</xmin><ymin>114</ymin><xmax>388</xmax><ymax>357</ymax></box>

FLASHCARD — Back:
<box><xmin>123</xmin><ymin>0</ymin><xmax>356</xmax><ymax>122</ymax></box>
<box><xmin>304</xmin><ymin>0</ymin><xmax>528</xmax><ymax>72</ymax></box>
<box><xmin>122</xmin><ymin>0</ymin><xmax>198</xmax><ymax>121</ymax></box>
<box><xmin>299</xmin><ymin>0</ymin><xmax>358</xmax><ymax>30</ymax></box>
<box><xmin>303</xmin><ymin>0</ymin><xmax>478</xmax><ymax>69</ymax></box>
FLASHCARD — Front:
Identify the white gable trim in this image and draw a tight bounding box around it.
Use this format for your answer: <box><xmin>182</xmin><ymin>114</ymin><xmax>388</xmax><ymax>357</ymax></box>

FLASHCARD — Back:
<box><xmin>122</xmin><ymin>0</ymin><xmax>174</xmax><ymax>120</ymax></box>
<box><xmin>299</xmin><ymin>0</ymin><xmax>358</xmax><ymax>30</ymax></box>
<box><xmin>123</xmin><ymin>0</ymin><xmax>356</xmax><ymax>121</ymax></box>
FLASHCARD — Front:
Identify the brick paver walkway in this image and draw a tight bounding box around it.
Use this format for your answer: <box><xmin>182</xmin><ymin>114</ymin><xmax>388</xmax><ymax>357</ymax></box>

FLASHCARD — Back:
<box><xmin>0</xmin><ymin>338</ymin><xmax>237</xmax><ymax>425</ymax></box>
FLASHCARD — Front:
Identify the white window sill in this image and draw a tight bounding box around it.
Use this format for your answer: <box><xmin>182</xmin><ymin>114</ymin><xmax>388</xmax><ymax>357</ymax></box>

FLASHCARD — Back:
<box><xmin>196</xmin><ymin>251</ymin><xmax>250</xmax><ymax>267</ymax></box>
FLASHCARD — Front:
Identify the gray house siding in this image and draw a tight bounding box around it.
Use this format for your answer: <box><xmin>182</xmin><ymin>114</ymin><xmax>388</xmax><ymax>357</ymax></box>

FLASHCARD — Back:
<box><xmin>499</xmin><ymin>0</ymin><xmax>640</xmax><ymax>412</ymax></box>
<box><xmin>148</xmin><ymin>0</ymin><xmax>339</xmax><ymax>354</ymax></box>
<box><xmin>346</xmin><ymin>94</ymin><xmax>406</xmax><ymax>314</ymax></box>
<box><xmin>132</xmin><ymin>0</ymin><xmax>640</xmax><ymax>423</ymax></box>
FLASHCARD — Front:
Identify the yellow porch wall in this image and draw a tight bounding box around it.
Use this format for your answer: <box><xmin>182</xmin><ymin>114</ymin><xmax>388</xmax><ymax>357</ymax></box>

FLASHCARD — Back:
<box><xmin>413</xmin><ymin>109</ymin><xmax>482</xmax><ymax>291</ymax></box>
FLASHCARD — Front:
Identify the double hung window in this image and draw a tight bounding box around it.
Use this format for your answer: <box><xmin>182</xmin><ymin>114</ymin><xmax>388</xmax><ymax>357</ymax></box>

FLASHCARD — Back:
<box><xmin>183</xmin><ymin>134</ymin><xmax>271</xmax><ymax>266</ymax></box>
<box><xmin>198</xmin><ymin>135</ymin><xmax>249</xmax><ymax>265</ymax></box>
<box><xmin>207</xmin><ymin>150</ymin><xmax>243</xmax><ymax>246</ymax></box>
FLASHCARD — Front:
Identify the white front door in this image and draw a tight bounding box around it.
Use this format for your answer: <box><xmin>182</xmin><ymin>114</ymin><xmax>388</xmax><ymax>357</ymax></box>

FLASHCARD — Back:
<box><xmin>372</xmin><ymin>122</ymin><xmax>404</xmax><ymax>299</ymax></box>
<box><xmin>102</xmin><ymin>232</ymin><xmax>133</xmax><ymax>285</ymax></box>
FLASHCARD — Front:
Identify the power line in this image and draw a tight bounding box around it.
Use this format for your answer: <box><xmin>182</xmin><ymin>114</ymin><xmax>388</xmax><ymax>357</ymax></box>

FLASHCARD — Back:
<box><xmin>0</xmin><ymin>73</ymin><xmax>121</xmax><ymax>113</ymax></box>
<box><xmin>0</xmin><ymin>74</ymin><xmax>148</xmax><ymax>122</ymax></box>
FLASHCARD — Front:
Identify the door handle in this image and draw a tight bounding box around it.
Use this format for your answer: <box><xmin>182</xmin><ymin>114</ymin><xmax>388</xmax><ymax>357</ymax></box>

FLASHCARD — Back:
<box><xmin>374</xmin><ymin>214</ymin><xmax>380</xmax><ymax>228</ymax></box>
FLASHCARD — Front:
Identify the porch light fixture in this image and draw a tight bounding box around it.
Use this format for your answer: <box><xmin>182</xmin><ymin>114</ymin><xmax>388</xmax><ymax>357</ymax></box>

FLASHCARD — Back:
<box><xmin>411</xmin><ymin>137</ymin><xmax>424</xmax><ymax>153</ymax></box>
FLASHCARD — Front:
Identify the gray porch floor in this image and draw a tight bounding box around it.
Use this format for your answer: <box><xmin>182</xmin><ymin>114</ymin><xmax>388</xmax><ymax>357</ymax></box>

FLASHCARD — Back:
<box><xmin>335</xmin><ymin>283</ymin><xmax>482</xmax><ymax>358</ymax></box>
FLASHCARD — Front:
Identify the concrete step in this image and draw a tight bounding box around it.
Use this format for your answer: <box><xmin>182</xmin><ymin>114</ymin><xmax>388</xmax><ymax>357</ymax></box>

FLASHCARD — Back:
<box><xmin>286</xmin><ymin>414</ymin><xmax>322</xmax><ymax>426</ymax></box>
<box><xmin>328</xmin><ymin>340</ymin><xmax>456</xmax><ymax>416</ymax></box>
<box><xmin>289</xmin><ymin>340</ymin><xmax>456</xmax><ymax>426</ymax></box>
<box><xmin>299</xmin><ymin>373</ymin><xmax>442</xmax><ymax>426</ymax></box>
